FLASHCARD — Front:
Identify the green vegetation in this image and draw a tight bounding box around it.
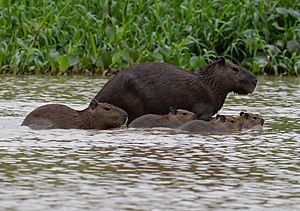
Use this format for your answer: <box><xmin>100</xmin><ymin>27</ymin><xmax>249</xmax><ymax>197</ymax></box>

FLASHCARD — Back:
<box><xmin>0</xmin><ymin>0</ymin><xmax>299</xmax><ymax>75</ymax></box>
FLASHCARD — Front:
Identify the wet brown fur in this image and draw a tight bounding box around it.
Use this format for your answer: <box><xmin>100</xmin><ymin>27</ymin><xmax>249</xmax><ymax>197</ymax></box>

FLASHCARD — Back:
<box><xmin>21</xmin><ymin>100</ymin><xmax>128</xmax><ymax>130</ymax></box>
<box><xmin>237</xmin><ymin>112</ymin><xmax>264</xmax><ymax>129</ymax></box>
<box><xmin>179</xmin><ymin>115</ymin><xmax>243</xmax><ymax>134</ymax></box>
<box><xmin>129</xmin><ymin>108</ymin><xmax>197</xmax><ymax>128</ymax></box>
<box><xmin>94</xmin><ymin>58</ymin><xmax>257</xmax><ymax>123</ymax></box>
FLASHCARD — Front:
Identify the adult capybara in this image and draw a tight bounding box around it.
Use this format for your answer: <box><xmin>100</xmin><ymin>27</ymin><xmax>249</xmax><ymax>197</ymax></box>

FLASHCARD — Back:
<box><xmin>21</xmin><ymin>99</ymin><xmax>128</xmax><ymax>130</ymax></box>
<box><xmin>239</xmin><ymin>112</ymin><xmax>264</xmax><ymax>129</ymax></box>
<box><xmin>129</xmin><ymin>107</ymin><xmax>197</xmax><ymax>128</ymax></box>
<box><xmin>94</xmin><ymin>57</ymin><xmax>257</xmax><ymax>123</ymax></box>
<box><xmin>179</xmin><ymin>114</ymin><xmax>243</xmax><ymax>134</ymax></box>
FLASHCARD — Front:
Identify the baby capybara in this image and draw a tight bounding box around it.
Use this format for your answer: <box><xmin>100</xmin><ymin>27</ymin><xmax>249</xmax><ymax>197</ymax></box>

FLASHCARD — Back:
<box><xmin>179</xmin><ymin>114</ymin><xmax>243</xmax><ymax>134</ymax></box>
<box><xmin>94</xmin><ymin>57</ymin><xmax>257</xmax><ymax>123</ymax></box>
<box><xmin>129</xmin><ymin>107</ymin><xmax>197</xmax><ymax>128</ymax></box>
<box><xmin>239</xmin><ymin>112</ymin><xmax>264</xmax><ymax>129</ymax></box>
<box><xmin>21</xmin><ymin>99</ymin><xmax>128</xmax><ymax>130</ymax></box>
<box><xmin>209</xmin><ymin>112</ymin><xmax>264</xmax><ymax>131</ymax></box>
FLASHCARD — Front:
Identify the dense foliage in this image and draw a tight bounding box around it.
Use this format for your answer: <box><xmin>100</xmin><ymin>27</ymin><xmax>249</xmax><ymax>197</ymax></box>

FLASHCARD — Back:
<box><xmin>0</xmin><ymin>0</ymin><xmax>299</xmax><ymax>75</ymax></box>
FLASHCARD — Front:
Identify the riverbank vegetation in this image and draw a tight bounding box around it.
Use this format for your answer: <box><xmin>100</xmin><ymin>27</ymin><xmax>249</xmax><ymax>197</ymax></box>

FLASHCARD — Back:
<box><xmin>0</xmin><ymin>0</ymin><xmax>299</xmax><ymax>75</ymax></box>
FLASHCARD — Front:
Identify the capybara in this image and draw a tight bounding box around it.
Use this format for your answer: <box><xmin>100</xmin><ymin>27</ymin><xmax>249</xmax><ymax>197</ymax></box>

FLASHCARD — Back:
<box><xmin>239</xmin><ymin>112</ymin><xmax>264</xmax><ymax>129</ymax></box>
<box><xmin>210</xmin><ymin>112</ymin><xmax>264</xmax><ymax>130</ymax></box>
<box><xmin>129</xmin><ymin>107</ymin><xmax>197</xmax><ymax>128</ymax></box>
<box><xmin>21</xmin><ymin>99</ymin><xmax>128</xmax><ymax>130</ymax></box>
<box><xmin>179</xmin><ymin>114</ymin><xmax>243</xmax><ymax>134</ymax></box>
<box><xmin>94</xmin><ymin>57</ymin><xmax>257</xmax><ymax>123</ymax></box>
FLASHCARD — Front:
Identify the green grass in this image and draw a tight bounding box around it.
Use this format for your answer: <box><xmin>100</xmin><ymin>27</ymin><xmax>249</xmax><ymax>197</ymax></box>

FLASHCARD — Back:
<box><xmin>0</xmin><ymin>0</ymin><xmax>299</xmax><ymax>75</ymax></box>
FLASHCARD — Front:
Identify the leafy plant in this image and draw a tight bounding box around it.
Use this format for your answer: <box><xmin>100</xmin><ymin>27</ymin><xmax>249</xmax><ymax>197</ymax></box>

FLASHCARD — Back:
<box><xmin>0</xmin><ymin>0</ymin><xmax>299</xmax><ymax>75</ymax></box>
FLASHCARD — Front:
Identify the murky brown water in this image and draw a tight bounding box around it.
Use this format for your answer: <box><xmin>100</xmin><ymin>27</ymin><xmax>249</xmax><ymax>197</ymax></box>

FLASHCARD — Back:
<box><xmin>0</xmin><ymin>75</ymin><xmax>299</xmax><ymax>210</ymax></box>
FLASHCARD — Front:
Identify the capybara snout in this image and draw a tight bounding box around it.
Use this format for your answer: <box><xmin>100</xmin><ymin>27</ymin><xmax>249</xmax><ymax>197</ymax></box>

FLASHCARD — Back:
<box><xmin>88</xmin><ymin>100</ymin><xmax>128</xmax><ymax>129</ymax></box>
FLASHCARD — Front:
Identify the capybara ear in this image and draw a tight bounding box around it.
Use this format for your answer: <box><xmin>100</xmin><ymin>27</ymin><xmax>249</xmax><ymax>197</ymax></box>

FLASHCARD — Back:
<box><xmin>90</xmin><ymin>99</ymin><xmax>99</xmax><ymax>110</ymax></box>
<box><xmin>169</xmin><ymin>107</ymin><xmax>177</xmax><ymax>115</ymax></box>
<box><xmin>216</xmin><ymin>57</ymin><xmax>225</xmax><ymax>66</ymax></box>
<box><xmin>216</xmin><ymin>114</ymin><xmax>221</xmax><ymax>119</ymax></box>
<box><xmin>240</xmin><ymin>112</ymin><xmax>249</xmax><ymax>119</ymax></box>
<box><xmin>244</xmin><ymin>113</ymin><xmax>249</xmax><ymax>119</ymax></box>
<box><xmin>220</xmin><ymin>115</ymin><xmax>226</xmax><ymax>122</ymax></box>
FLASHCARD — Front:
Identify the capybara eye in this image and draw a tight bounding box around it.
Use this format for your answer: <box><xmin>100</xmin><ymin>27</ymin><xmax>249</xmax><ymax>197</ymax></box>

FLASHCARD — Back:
<box><xmin>232</xmin><ymin>67</ymin><xmax>239</xmax><ymax>73</ymax></box>
<box><xmin>230</xmin><ymin>120</ymin><xmax>235</xmax><ymax>123</ymax></box>
<box><xmin>104</xmin><ymin>107</ymin><xmax>111</xmax><ymax>111</ymax></box>
<box><xmin>182</xmin><ymin>112</ymin><xmax>187</xmax><ymax>115</ymax></box>
<box><xmin>253</xmin><ymin>117</ymin><xmax>257</xmax><ymax>119</ymax></box>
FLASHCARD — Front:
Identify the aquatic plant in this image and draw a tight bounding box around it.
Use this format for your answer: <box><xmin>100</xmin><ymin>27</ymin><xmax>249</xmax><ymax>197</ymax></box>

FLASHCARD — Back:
<box><xmin>0</xmin><ymin>0</ymin><xmax>299</xmax><ymax>75</ymax></box>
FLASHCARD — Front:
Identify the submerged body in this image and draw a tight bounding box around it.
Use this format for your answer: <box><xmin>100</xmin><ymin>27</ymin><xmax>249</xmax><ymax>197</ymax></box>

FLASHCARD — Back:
<box><xmin>129</xmin><ymin>108</ymin><xmax>197</xmax><ymax>128</ymax></box>
<box><xmin>95</xmin><ymin>58</ymin><xmax>257</xmax><ymax>123</ymax></box>
<box><xmin>211</xmin><ymin>112</ymin><xmax>265</xmax><ymax>130</ymax></box>
<box><xmin>179</xmin><ymin>115</ymin><xmax>243</xmax><ymax>134</ymax></box>
<box><xmin>21</xmin><ymin>100</ymin><xmax>128</xmax><ymax>130</ymax></box>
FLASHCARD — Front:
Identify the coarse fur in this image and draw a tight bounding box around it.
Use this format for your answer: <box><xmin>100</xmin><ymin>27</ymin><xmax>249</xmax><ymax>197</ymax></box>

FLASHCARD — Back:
<box><xmin>21</xmin><ymin>99</ymin><xmax>128</xmax><ymax>130</ymax></box>
<box><xmin>238</xmin><ymin>112</ymin><xmax>264</xmax><ymax>129</ymax></box>
<box><xmin>94</xmin><ymin>57</ymin><xmax>257</xmax><ymax>123</ymax></box>
<box><xmin>129</xmin><ymin>107</ymin><xmax>197</xmax><ymax>128</ymax></box>
<box><xmin>179</xmin><ymin>115</ymin><xmax>243</xmax><ymax>134</ymax></box>
<box><xmin>210</xmin><ymin>112</ymin><xmax>264</xmax><ymax>130</ymax></box>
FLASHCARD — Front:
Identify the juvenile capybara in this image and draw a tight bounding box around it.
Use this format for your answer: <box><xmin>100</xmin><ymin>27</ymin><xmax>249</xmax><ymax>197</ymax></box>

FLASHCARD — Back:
<box><xmin>21</xmin><ymin>99</ymin><xmax>128</xmax><ymax>130</ymax></box>
<box><xmin>239</xmin><ymin>112</ymin><xmax>264</xmax><ymax>129</ymax></box>
<box><xmin>210</xmin><ymin>112</ymin><xmax>264</xmax><ymax>130</ymax></box>
<box><xmin>94</xmin><ymin>57</ymin><xmax>257</xmax><ymax>123</ymax></box>
<box><xmin>129</xmin><ymin>107</ymin><xmax>197</xmax><ymax>128</ymax></box>
<box><xmin>179</xmin><ymin>114</ymin><xmax>243</xmax><ymax>134</ymax></box>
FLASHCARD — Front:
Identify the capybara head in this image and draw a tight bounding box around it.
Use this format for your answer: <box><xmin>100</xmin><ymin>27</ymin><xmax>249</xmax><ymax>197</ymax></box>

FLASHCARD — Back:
<box><xmin>87</xmin><ymin>99</ymin><xmax>128</xmax><ymax>129</ymax></box>
<box><xmin>169</xmin><ymin>107</ymin><xmax>197</xmax><ymax>122</ymax></box>
<box><xmin>215</xmin><ymin>114</ymin><xmax>243</xmax><ymax>131</ymax></box>
<box><xmin>201</xmin><ymin>57</ymin><xmax>257</xmax><ymax>95</ymax></box>
<box><xmin>239</xmin><ymin>111</ymin><xmax>264</xmax><ymax>129</ymax></box>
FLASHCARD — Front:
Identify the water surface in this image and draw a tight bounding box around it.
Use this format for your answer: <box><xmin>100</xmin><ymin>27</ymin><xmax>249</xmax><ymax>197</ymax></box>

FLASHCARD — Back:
<box><xmin>0</xmin><ymin>75</ymin><xmax>299</xmax><ymax>210</ymax></box>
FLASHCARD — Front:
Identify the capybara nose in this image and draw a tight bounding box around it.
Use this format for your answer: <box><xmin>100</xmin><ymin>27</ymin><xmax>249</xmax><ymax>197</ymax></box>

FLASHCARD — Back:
<box><xmin>252</xmin><ymin>78</ymin><xmax>257</xmax><ymax>87</ymax></box>
<box><xmin>124</xmin><ymin>113</ymin><xmax>128</xmax><ymax>124</ymax></box>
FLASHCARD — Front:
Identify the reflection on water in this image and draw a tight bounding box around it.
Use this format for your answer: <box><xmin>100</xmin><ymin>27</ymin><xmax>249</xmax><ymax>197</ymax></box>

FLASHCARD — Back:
<box><xmin>0</xmin><ymin>75</ymin><xmax>299</xmax><ymax>210</ymax></box>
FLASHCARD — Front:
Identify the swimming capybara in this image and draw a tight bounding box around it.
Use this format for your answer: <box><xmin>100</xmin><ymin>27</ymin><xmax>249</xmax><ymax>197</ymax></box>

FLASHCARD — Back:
<box><xmin>129</xmin><ymin>107</ymin><xmax>197</xmax><ymax>128</ymax></box>
<box><xmin>179</xmin><ymin>114</ymin><xmax>243</xmax><ymax>134</ymax></box>
<box><xmin>21</xmin><ymin>99</ymin><xmax>128</xmax><ymax>130</ymax></box>
<box><xmin>94</xmin><ymin>57</ymin><xmax>257</xmax><ymax>123</ymax></box>
<box><xmin>209</xmin><ymin>112</ymin><xmax>265</xmax><ymax>130</ymax></box>
<box><xmin>239</xmin><ymin>112</ymin><xmax>264</xmax><ymax>129</ymax></box>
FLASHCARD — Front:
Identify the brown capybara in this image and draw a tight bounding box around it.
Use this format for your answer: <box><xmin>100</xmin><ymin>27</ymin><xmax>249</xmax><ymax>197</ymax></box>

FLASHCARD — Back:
<box><xmin>209</xmin><ymin>112</ymin><xmax>264</xmax><ymax>130</ymax></box>
<box><xmin>129</xmin><ymin>107</ymin><xmax>197</xmax><ymax>128</ymax></box>
<box><xmin>21</xmin><ymin>99</ymin><xmax>128</xmax><ymax>130</ymax></box>
<box><xmin>179</xmin><ymin>114</ymin><xmax>243</xmax><ymax>134</ymax></box>
<box><xmin>94</xmin><ymin>57</ymin><xmax>257</xmax><ymax>123</ymax></box>
<box><xmin>239</xmin><ymin>112</ymin><xmax>264</xmax><ymax>129</ymax></box>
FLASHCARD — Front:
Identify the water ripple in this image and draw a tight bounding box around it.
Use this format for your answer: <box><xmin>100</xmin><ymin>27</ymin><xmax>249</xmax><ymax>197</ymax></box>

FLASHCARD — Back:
<box><xmin>0</xmin><ymin>76</ymin><xmax>299</xmax><ymax>210</ymax></box>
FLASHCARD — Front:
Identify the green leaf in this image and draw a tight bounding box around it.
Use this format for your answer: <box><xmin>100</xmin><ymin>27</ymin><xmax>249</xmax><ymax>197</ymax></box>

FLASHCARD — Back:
<box><xmin>276</xmin><ymin>7</ymin><xmax>288</xmax><ymax>16</ymax></box>
<box><xmin>255</xmin><ymin>55</ymin><xmax>268</xmax><ymax>68</ymax></box>
<box><xmin>287</xmin><ymin>40</ymin><xmax>300</xmax><ymax>54</ymax></box>
<box><xmin>189</xmin><ymin>56</ymin><xmax>201</xmax><ymax>69</ymax></box>
<box><xmin>56</xmin><ymin>55</ymin><xmax>69</xmax><ymax>72</ymax></box>
<box><xmin>287</xmin><ymin>9</ymin><xmax>300</xmax><ymax>21</ymax></box>
<box><xmin>272</xmin><ymin>22</ymin><xmax>285</xmax><ymax>31</ymax></box>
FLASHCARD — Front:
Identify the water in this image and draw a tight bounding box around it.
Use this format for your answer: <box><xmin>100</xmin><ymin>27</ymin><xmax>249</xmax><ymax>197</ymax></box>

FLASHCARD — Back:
<box><xmin>0</xmin><ymin>75</ymin><xmax>299</xmax><ymax>211</ymax></box>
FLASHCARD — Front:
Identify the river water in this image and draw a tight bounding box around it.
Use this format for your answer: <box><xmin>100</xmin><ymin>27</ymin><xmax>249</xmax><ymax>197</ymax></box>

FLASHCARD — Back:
<box><xmin>0</xmin><ymin>75</ymin><xmax>299</xmax><ymax>211</ymax></box>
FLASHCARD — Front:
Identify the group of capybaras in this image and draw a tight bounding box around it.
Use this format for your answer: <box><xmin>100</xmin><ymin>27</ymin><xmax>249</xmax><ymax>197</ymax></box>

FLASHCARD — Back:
<box><xmin>22</xmin><ymin>57</ymin><xmax>264</xmax><ymax>135</ymax></box>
